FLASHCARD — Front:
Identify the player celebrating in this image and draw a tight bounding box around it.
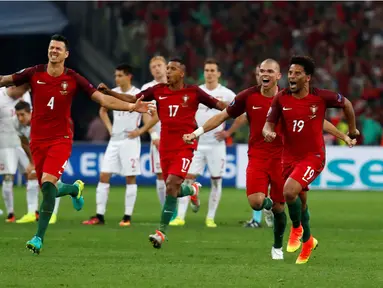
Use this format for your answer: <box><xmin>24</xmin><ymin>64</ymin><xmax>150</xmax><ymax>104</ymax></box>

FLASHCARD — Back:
<box><xmin>0</xmin><ymin>84</ymin><xmax>32</xmax><ymax>222</ymax></box>
<box><xmin>0</xmin><ymin>34</ymin><xmax>154</xmax><ymax>254</ymax></box>
<box><xmin>141</xmin><ymin>56</ymin><xmax>167</xmax><ymax>207</ymax></box>
<box><xmin>183</xmin><ymin>58</ymin><xmax>357</xmax><ymax>260</ymax></box>
<box><xmin>82</xmin><ymin>64</ymin><xmax>142</xmax><ymax>226</ymax></box>
<box><xmin>170</xmin><ymin>58</ymin><xmax>236</xmax><ymax>228</ymax></box>
<box><xmin>263</xmin><ymin>56</ymin><xmax>358</xmax><ymax>264</ymax></box>
<box><xmin>98</xmin><ymin>57</ymin><xmax>227</xmax><ymax>248</ymax></box>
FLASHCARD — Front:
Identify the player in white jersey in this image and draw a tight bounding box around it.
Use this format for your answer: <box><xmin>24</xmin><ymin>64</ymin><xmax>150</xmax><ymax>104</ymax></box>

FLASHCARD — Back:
<box><xmin>140</xmin><ymin>56</ymin><xmax>167</xmax><ymax>207</ymax></box>
<box><xmin>0</xmin><ymin>84</ymin><xmax>31</xmax><ymax>222</ymax></box>
<box><xmin>83</xmin><ymin>63</ymin><xmax>142</xmax><ymax>226</ymax></box>
<box><xmin>169</xmin><ymin>58</ymin><xmax>236</xmax><ymax>228</ymax></box>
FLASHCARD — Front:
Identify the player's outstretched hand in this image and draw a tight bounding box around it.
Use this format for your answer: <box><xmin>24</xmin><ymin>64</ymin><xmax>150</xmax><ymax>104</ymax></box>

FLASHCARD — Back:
<box><xmin>263</xmin><ymin>131</ymin><xmax>276</xmax><ymax>142</ymax></box>
<box><xmin>134</xmin><ymin>96</ymin><xmax>156</xmax><ymax>114</ymax></box>
<box><xmin>348</xmin><ymin>129</ymin><xmax>360</xmax><ymax>140</ymax></box>
<box><xmin>215</xmin><ymin>130</ymin><xmax>229</xmax><ymax>141</ymax></box>
<box><xmin>26</xmin><ymin>163</ymin><xmax>36</xmax><ymax>176</ymax></box>
<box><xmin>343</xmin><ymin>135</ymin><xmax>357</xmax><ymax>148</ymax></box>
<box><xmin>183</xmin><ymin>133</ymin><xmax>196</xmax><ymax>144</ymax></box>
<box><xmin>97</xmin><ymin>83</ymin><xmax>109</xmax><ymax>93</ymax></box>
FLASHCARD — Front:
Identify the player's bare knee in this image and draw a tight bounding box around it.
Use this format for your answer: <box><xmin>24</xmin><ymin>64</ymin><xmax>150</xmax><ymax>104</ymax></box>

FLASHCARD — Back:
<box><xmin>248</xmin><ymin>193</ymin><xmax>264</xmax><ymax>211</ymax></box>
<box><xmin>126</xmin><ymin>176</ymin><xmax>136</xmax><ymax>185</ymax></box>
<box><xmin>156</xmin><ymin>173</ymin><xmax>163</xmax><ymax>180</ymax></box>
<box><xmin>3</xmin><ymin>174</ymin><xmax>14</xmax><ymax>181</ymax></box>
<box><xmin>283</xmin><ymin>178</ymin><xmax>301</xmax><ymax>203</ymax></box>
<box><xmin>166</xmin><ymin>175</ymin><xmax>183</xmax><ymax>197</ymax></box>
<box><xmin>99</xmin><ymin>172</ymin><xmax>111</xmax><ymax>183</ymax></box>
<box><xmin>272</xmin><ymin>202</ymin><xmax>285</xmax><ymax>214</ymax></box>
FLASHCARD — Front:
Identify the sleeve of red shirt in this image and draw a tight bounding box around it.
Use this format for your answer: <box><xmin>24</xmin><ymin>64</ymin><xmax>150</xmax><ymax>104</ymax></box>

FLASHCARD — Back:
<box><xmin>12</xmin><ymin>67</ymin><xmax>36</xmax><ymax>86</ymax></box>
<box><xmin>73</xmin><ymin>73</ymin><xmax>97</xmax><ymax>97</ymax></box>
<box><xmin>266</xmin><ymin>92</ymin><xmax>282</xmax><ymax>124</ymax></box>
<box><xmin>318</xmin><ymin>89</ymin><xmax>345</xmax><ymax>108</ymax></box>
<box><xmin>196</xmin><ymin>87</ymin><xmax>219</xmax><ymax>109</ymax></box>
<box><xmin>226</xmin><ymin>90</ymin><xmax>248</xmax><ymax>119</ymax></box>
<box><xmin>136</xmin><ymin>85</ymin><xmax>156</xmax><ymax>101</ymax></box>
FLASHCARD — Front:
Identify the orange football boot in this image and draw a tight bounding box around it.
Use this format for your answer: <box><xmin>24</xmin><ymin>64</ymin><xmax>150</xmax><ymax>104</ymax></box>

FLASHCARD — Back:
<box><xmin>296</xmin><ymin>235</ymin><xmax>318</xmax><ymax>264</ymax></box>
<box><xmin>287</xmin><ymin>225</ymin><xmax>303</xmax><ymax>252</ymax></box>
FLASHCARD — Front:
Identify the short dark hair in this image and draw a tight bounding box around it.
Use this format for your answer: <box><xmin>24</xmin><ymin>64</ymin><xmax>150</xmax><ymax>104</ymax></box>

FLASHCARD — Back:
<box><xmin>115</xmin><ymin>63</ymin><xmax>133</xmax><ymax>76</ymax></box>
<box><xmin>51</xmin><ymin>34</ymin><xmax>69</xmax><ymax>51</ymax></box>
<box><xmin>290</xmin><ymin>56</ymin><xmax>315</xmax><ymax>76</ymax></box>
<box><xmin>169</xmin><ymin>57</ymin><xmax>185</xmax><ymax>65</ymax></box>
<box><xmin>204</xmin><ymin>58</ymin><xmax>220</xmax><ymax>71</ymax></box>
<box><xmin>15</xmin><ymin>101</ymin><xmax>31</xmax><ymax>113</ymax></box>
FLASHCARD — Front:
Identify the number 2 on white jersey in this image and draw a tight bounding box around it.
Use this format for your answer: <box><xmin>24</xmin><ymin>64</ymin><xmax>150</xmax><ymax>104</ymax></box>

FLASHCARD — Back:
<box><xmin>169</xmin><ymin>105</ymin><xmax>179</xmax><ymax>117</ymax></box>
<box><xmin>47</xmin><ymin>97</ymin><xmax>55</xmax><ymax>110</ymax></box>
<box><xmin>292</xmin><ymin>120</ymin><xmax>304</xmax><ymax>132</ymax></box>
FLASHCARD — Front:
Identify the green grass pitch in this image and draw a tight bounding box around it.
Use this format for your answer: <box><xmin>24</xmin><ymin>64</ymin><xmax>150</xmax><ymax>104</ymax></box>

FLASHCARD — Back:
<box><xmin>0</xmin><ymin>186</ymin><xmax>383</xmax><ymax>287</ymax></box>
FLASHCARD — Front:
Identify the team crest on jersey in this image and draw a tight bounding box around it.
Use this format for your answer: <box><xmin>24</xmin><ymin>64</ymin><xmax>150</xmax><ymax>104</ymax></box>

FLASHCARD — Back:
<box><xmin>60</xmin><ymin>81</ymin><xmax>68</xmax><ymax>95</ymax></box>
<box><xmin>182</xmin><ymin>95</ymin><xmax>189</xmax><ymax>107</ymax></box>
<box><xmin>309</xmin><ymin>105</ymin><xmax>318</xmax><ymax>119</ymax></box>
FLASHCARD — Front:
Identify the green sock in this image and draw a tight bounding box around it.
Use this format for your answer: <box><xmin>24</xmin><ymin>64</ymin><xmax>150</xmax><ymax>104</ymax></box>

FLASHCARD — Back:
<box><xmin>262</xmin><ymin>198</ymin><xmax>273</xmax><ymax>210</ymax></box>
<box><xmin>301</xmin><ymin>206</ymin><xmax>311</xmax><ymax>242</ymax></box>
<box><xmin>287</xmin><ymin>197</ymin><xmax>302</xmax><ymax>228</ymax></box>
<box><xmin>56</xmin><ymin>181</ymin><xmax>79</xmax><ymax>197</ymax></box>
<box><xmin>273</xmin><ymin>211</ymin><xmax>287</xmax><ymax>249</ymax></box>
<box><xmin>178</xmin><ymin>183</ymin><xmax>194</xmax><ymax>197</ymax></box>
<box><xmin>159</xmin><ymin>195</ymin><xmax>177</xmax><ymax>234</ymax></box>
<box><xmin>36</xmin><ymin>182</ymin><xmax>57</xmax><ymax>240</ymax></box>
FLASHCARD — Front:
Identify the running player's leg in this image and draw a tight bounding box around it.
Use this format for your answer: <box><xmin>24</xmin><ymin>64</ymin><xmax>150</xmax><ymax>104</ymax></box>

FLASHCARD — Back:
<box><xmin>172</xmin><ymin>148</ymin><xmax>205</xmax><ymax>225</ymax></box>
<box><xmin>16</xmin><ymin>147</ymin><xmax>39</xmax><ymax>223</ymax></box>
<box><xmin>269</xmin><ymin>158</ymin><xmax>286</xmax><ymax>260</ymax></box>
<box><xmin>205</xmin><ymin>144</ymin><xmax>226</xmax><ymax>228</ymax></box>
<box><xmin>120</xmin><ymin>138</ymin><xmax>141</xmax><ymax>226</ymax></box>
<box><xmin>0</xmin><ymin>148</ymin><xmax>18</xmax><ymax>222</ymax></box>
<box><xmin>284</xmin><ymin>156</ymin><xmax>323</xmax><ymax>264</ymax></box>
<box><xmin>27</xmin><ymin>140</ymin><xmax>75</xmax><ymax>254</ymax></box>
<box><xmin>151</xmin><ymin>143</ymin><xmax>166</xmax><ymax>206</ymax></box>
<box><xmin>150</xmin><ymin>149</ymin><xmax>199</xmax><ymax>248</ymax></box>
<box><xmin>83</xmin><ymin>141</ymin><xmax>119</xmax><ymax>225</ymax></box>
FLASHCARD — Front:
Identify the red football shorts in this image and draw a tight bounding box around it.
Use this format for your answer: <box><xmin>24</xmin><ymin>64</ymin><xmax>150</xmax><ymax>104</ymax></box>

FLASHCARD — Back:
<box><xmin>30</xmin><ymin>139</ymin><xmax>72</xmax><ymax>186</ymax></box>
<box><xmin>160</xmin><ymin>148</ymin><xmax>194</xmax><ymax>181</ymax></box>
<box><xmin>283</xmin><ymin>155</ymin><xmax>325</xmax><ymax>191</ymax></box>
<box><xmin>246</xmin><ymin>157</ymin><xmax>285</xmax><ymax>203</ymax></box>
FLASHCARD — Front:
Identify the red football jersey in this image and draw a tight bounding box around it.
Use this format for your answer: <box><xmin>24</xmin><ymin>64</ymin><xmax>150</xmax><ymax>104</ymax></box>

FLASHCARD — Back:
<box><xmin>12</xmin><ymin>65</ymin><xmax>96</xmax><ymax>142</ymax></box>
<box><xmin>226</xmin><ymin>86</ymin><xmax>283</xmax><ymax>159</ymax></box>
<box><xmin>267</xmin><ymin>88</ymin><xmax>345</xmax><ymax>163</ymax></box>
<box><xmin>137</xmin><ymin>84</ymin><xmax>219</xmax><ymax>152</ymax></box>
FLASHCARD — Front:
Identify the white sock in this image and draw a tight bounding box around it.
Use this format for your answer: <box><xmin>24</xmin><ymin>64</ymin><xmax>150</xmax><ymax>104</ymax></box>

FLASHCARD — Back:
<box><xmin>96</xmin><ymin>182</ymin><xmax>110</xmax><ymax>215</ymax></box>
<box><xmin>26</xmin><ymin>180</ymin><xmax>39</xmax><ymax>214</ymax></box>
<box><xmin>53</xmin><ymin>197</ymin><xmax>60</xmax><ymax>214</ymax></box>
<box><xmin>207</xmin><ymin>178</ymin><xmax>222</xmax><ymax>220</ymax></box>
<box><xmin>125</xmin><ymin>184</ymin><xmax>137</xmax><ymax>216</ymax></box>
<box><xmin>2</xmin><ymin>180</ymin><xmax>14</xmax><ymax>214</ymax></box>
<box><xmin>177</xmin><ymin>196</ymin><xmax>190</xmax><ymax>220</ymax></box>
<box><xmin>156</xmin><ymin>179</ymin><xmax>166</xmax><ymax>207</ymax></box>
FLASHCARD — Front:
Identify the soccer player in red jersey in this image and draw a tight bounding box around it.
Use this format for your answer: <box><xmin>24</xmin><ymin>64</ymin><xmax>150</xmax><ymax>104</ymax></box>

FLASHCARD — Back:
<box><xmin>263</xmin><ymin>56</ymin><xmax>359</xmax><ymax>264</ymax></box>
<box><xmin>98</xmin><ymin>57</ymin><xmax>227</xmax><ymax>248</ymax></box>
<box><xmin>183</xmin><ymin>58</ymin><xmax>357</xmax><ymax>260</ymax></box>
<box><xmin>0</xmin><ymin>34</ymin><xmax>154</xmax><ymax>254</ymax></box>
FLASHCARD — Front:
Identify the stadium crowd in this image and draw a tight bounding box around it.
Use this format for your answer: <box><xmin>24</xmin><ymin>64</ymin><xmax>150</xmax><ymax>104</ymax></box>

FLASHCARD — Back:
<box><xmin>87</xmin><ymin>1</ymin><xmax>383</xmax><ymax>145</ymax></box>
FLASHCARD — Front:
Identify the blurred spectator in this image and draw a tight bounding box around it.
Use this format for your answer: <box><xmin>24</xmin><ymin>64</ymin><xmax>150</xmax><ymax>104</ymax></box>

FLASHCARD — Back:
<box><xmin>86</xmin><ymin>116</ymin><xmax>109</xmax><ymax>143</ymax></box>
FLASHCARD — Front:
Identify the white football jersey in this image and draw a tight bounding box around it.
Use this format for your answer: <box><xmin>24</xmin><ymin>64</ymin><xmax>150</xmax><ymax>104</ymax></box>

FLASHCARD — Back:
<box><xmin>13</xmin><ymin>116</ymin><xmax>31</xmax><ymax>140</ymax></box>
<box><xmin>110</xmin><ymin>86</ymin><xmax>142</xmax><ymax>141</ymax></box>
<box><xmin>197</xmin><ymin>84</ymin><xmax>236</xmax><ymax>145</ymax></box>
<box><xmin>0</xmin><ymin>88</ymin><xmax>22</xmax><ymax>148</ymax></box>
<box><xmin>141</xmin><ymin>80</ymin><xmax>161</xmax><ymax>135</ymax></box>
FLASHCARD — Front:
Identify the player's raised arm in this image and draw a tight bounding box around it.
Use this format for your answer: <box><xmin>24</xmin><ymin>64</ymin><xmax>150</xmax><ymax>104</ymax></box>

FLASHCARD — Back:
<box><xmin>263</xmin><ymin>93</ymin><xmax>282</xmax><ymax>142</ymax></box>
<box><xmin>321</xmin><ymin>90</ymin><xmax>359</xmax><ymax>139</ymax></box>
<box><xmin>323</xmin><ymin>120</ymin><xmax>356</xmax><ymax>148</ymax></box>
<box><xmin>99</xmin><ymin>107</ymin><xmax>112</xmax><ymax>136</ymax></box>
<box><xmin>98</xmin><ymin>83</ymin><xmax>137</xmax><ymax>103</ymax></box>
<box><xmin>0</xmin><ymin>75</ymin><xmax>15</xmax><ymax>87</ymax></box>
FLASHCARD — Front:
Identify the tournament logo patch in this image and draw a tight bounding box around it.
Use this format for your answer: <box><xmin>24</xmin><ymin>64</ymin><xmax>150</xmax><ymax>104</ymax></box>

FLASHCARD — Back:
<box><xmin>337</xmin><ymin>93</ymin><xmax>343</xmax><ymax>102</ymax></box>
<box><xmin>229</xmin><ymin>99</ymin><xmax>235</xmax><ymax>106</ymax></box>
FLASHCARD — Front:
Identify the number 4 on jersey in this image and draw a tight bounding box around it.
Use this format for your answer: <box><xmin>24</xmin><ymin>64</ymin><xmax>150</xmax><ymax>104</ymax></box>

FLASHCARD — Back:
<box><xmin>47</xmin><ymin>97</ymin><xmax>55</xmax><ymax>110</ymax></box>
